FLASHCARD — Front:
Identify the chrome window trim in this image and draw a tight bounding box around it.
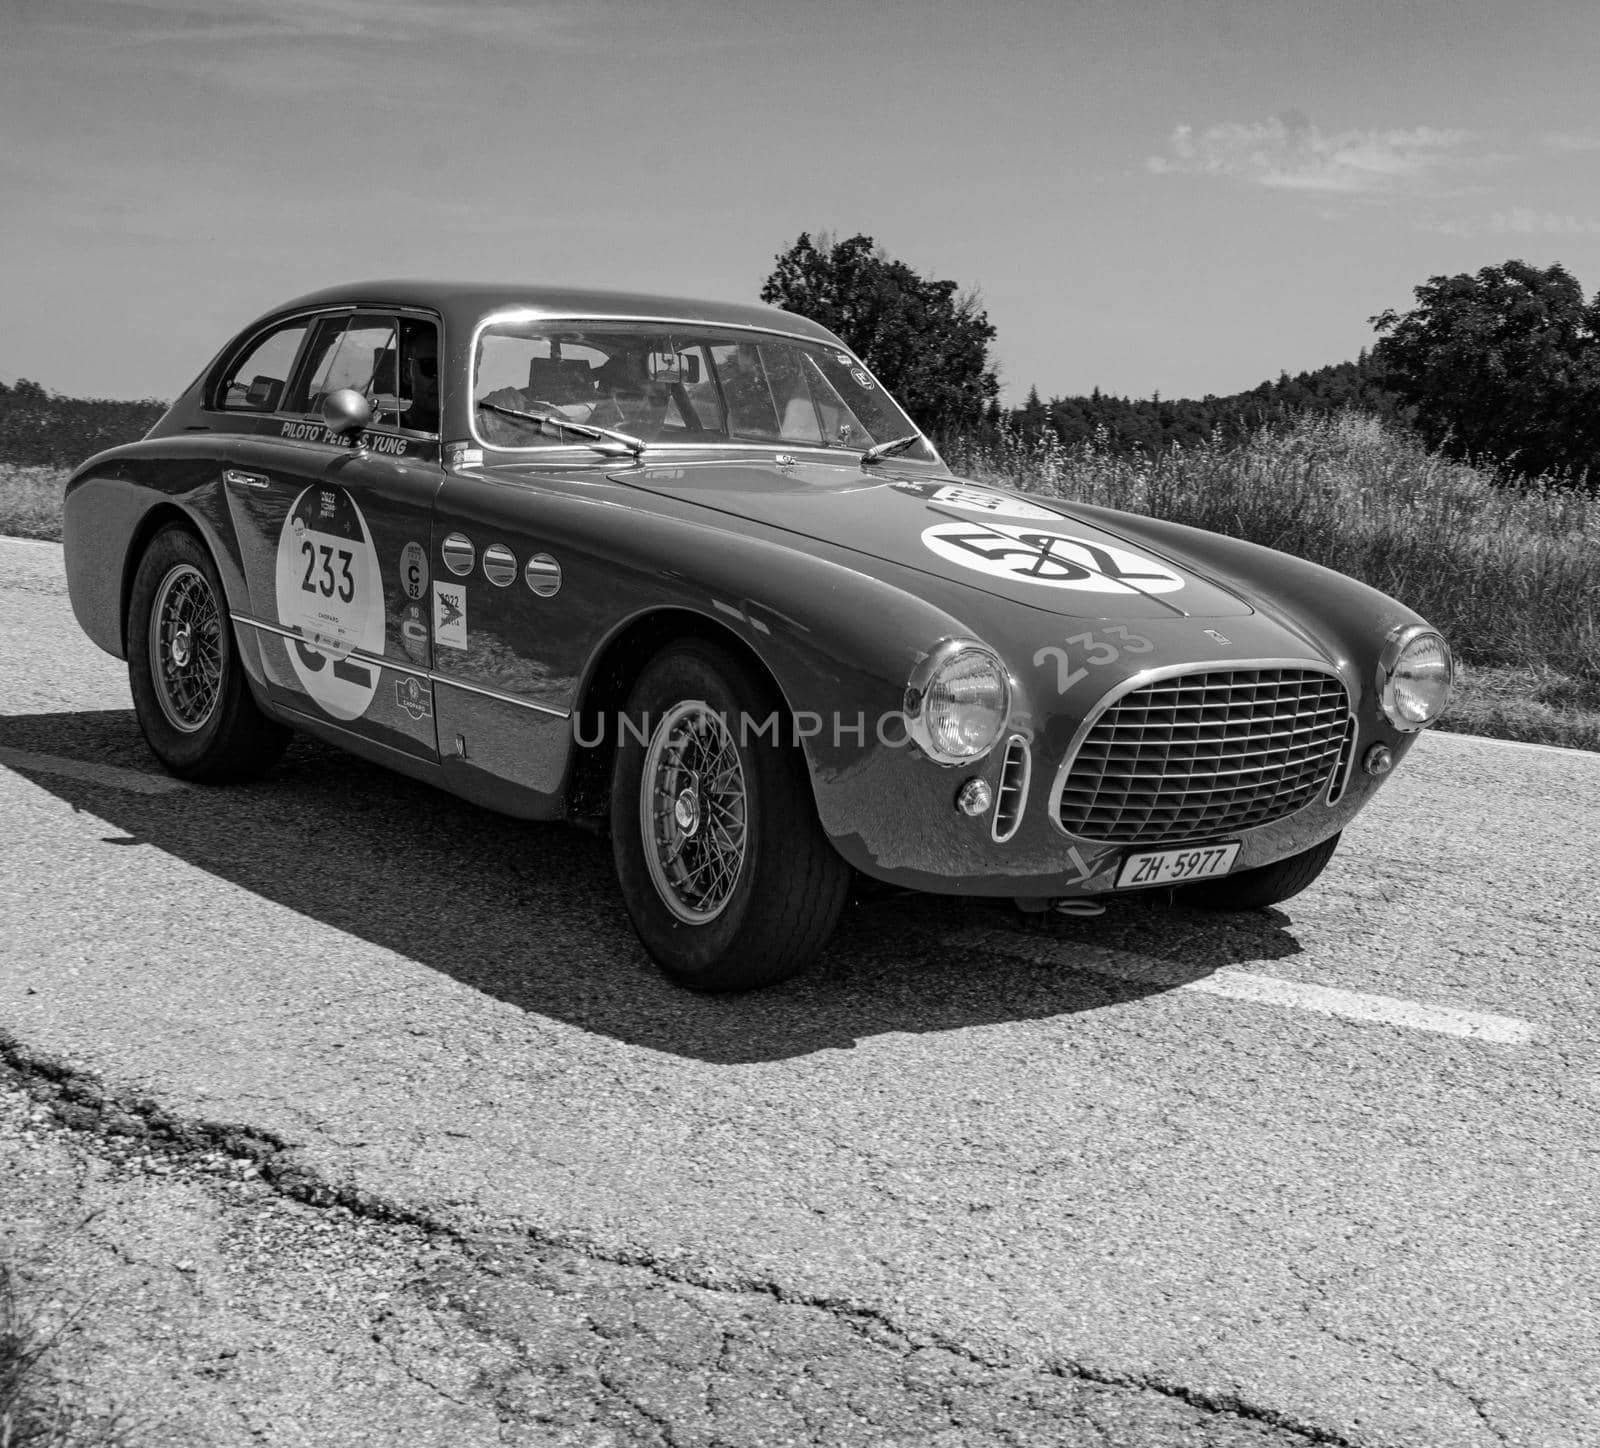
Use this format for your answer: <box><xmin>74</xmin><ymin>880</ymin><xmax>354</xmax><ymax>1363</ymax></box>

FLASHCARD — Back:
<box><xmin>1046</xmin><ymin>657</ymin><xmax>1352</xmax><ymax>841</ymax></box>
<box><xmin>465</xmin><ymin>309</ymin><xmax>926</xmax><ymax>462</ymax></box>
<box><xmin>233</xmin><ymin>614</ymin><xmax>570</xmax><ymax>718</ymax></box>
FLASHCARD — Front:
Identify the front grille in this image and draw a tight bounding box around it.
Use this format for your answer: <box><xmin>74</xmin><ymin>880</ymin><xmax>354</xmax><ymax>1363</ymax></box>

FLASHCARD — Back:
<box><xmin>1055</xmin><ymin>667</ymin><xmax>1351</xmax><ymax>845</ymax></box>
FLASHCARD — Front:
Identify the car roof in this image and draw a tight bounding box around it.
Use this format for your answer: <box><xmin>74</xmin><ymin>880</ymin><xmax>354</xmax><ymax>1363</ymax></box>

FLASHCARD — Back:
<box><xmin>269</xmin><ymin>279</ymin><xmax>844</xmax><ymax>346</ymax></box>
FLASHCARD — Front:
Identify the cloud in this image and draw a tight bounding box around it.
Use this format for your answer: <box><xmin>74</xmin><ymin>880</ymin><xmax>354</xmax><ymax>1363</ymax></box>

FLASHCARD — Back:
<box><xmin>1540</xmin><ymin>132</ymin><xmax>1600</xmax><ymax>154</ymax></box>
<box><xmin>1147</xmin><ymin>112</ymin><xmax>1480</xmax><ymax>196</ymax></box>
<box><xmin>1423</xmin><ymin>207</ymin><xmax>1600</xmax><ymax>238</ymax></box>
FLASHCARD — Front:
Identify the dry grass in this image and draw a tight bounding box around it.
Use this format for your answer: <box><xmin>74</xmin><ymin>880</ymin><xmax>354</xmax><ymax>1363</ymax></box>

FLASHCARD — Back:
<box><xmin>945</xmin><ymin>413</ymin><xmax>1600</xmax><ymax>752</ymax></box>
<box><xmin>0</xmin><ymin>467</ymin><xmax>69</xmax><ymax>542</ymax></box>
<box><xmin>0</xmin><ymin>1261</ymin><xmax>132</xmax><ymax>1448</ymax></box>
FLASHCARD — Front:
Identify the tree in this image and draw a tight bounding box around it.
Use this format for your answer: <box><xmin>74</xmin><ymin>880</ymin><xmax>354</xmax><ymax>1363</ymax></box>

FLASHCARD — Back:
<box><xmin>1370</xmin><ymin>260</ymin><xmax>1600</xmax><ymax>480</ymax></box>
<box><xmin>760</xmin><ymin>233</ymin><xmax>999</xmax><ymax>435</ymax></box>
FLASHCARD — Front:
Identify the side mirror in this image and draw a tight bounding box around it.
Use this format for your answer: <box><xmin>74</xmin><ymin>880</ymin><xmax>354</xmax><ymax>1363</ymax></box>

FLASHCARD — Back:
<box><xmin>322</xmin><ymin>387</ymin><xmax>373</xmax><ymax>442</ymax></box>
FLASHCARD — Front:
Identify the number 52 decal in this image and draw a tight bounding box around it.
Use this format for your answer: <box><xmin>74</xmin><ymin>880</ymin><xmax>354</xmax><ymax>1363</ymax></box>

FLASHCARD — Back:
<box><xmin>1034</xmin><ymin>625</ymin><xmax>1154</xmax><ymax>694</ymax></box>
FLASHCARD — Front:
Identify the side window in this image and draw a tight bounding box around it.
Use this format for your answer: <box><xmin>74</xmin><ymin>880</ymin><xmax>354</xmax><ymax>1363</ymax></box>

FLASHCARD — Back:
<box><xmin>217</xmin><ymin>321</ymin><xmax>308</xmax><ymax>413</ymax></box>
<box><xmin>285</xmin><ymin>314</ymin><xmax>398</xmax><ymax>417</ymax></box>
<box><xmin>391</xmin><ymin>319</ymin><xmax>440</xmax><ymax>434</ymax></box>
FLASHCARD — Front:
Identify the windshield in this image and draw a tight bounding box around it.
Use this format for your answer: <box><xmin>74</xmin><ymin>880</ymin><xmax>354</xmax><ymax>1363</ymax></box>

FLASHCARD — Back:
<box><xmin>471</xmin><ymin>319</ymin><xmax>932</xmax><ymax>458</ymax></box>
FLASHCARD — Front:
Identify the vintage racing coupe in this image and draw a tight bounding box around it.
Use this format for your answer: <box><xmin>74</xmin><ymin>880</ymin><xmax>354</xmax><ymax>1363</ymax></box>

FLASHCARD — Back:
<box><xmin>63</xmin><ymin>282</ymin><xmax>1454</xmax><ymax>989</ymax></box>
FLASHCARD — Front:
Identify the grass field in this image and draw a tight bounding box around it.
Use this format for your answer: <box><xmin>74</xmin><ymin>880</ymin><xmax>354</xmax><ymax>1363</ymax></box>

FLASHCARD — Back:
<box><xmin>7</xmin><ymin>421</ymin><xmax>1597</xmax><ymax>752</ymax></box>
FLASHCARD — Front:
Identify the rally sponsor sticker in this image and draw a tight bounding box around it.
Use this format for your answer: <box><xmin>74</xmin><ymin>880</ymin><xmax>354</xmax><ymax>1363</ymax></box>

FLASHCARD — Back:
<box><xmin>433</xmin><ymin>581</ymin><xmax>468</xmax><ymax>650</ymax></box>
<box><xmin>921</xmin><ymin>520</ymin><xmax>1186</xmax><ymax>593</ymax></box>
<box><xmin>395</xmin><ymin>676</ymin><xmax>433</xmax><ymax>721</ymax></box>
<box><xmin>274</xmin><ymin>485</ymin><xmax>384</xmax><ymax>719</ymax></box>
<box><xmin>399</xmin><ymin>604</ymin><xmax>429</xmax><ymax>662</ymax></box>
<box><xmin>399</xmin><ymin>541</ymin><xmax>428</xmax><ymax>600</ymax></box>
<box><xmin>891</xmin><ymin>480</ymin><xmax>1061</xmax><ymax>521</ymax></box>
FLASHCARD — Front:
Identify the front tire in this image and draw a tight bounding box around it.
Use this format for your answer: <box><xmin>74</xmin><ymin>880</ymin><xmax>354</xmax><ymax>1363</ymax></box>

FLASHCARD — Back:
<box><xmin>1179</xmin><ymin>832</ymin><xmax>1341</xmax><ymax>911</ymax></box>
<box><xmin>610</xmin><ymin>640</ymin><xmax>851</xmax><ymax>991</ymax></box>
<box><xmin>126</xmin><ymin>525</ymin><xmax>290</xmax><ymax>782</ymax></box>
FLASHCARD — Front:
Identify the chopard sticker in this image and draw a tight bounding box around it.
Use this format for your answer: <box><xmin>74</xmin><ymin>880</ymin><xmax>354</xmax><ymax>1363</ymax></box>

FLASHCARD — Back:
<box><xmin>395</xmin><ymin>676</ymin><xmax>434</xmax><ymax>721</ymax></box>
<box><xmin>921</xmin><ymin>521</ymin><xmax>1186</xmax><ymax>594</ymax></box>
<box><xmin>433</xmin><ymin>581</ymin><xmax>468</xmax><ymax>650</ymax></box>
<box><xmin>891</xmin><ymin>480</ymin><xmax>1061</xmax><ymax>521</ymax></box>
<box><xmin>445</xmin><ymin>442</ymin><xmax>484</xmax><ymax>468</ymax></box>
<box><xmin>399</xmin><ymin>541</ymin><xmax>428</xmax><ymax>600</ymax></box>
<box><xmin>834</xmin><ymin>352</ymin><xmax>851</xmax><ymax>366</ymax></box>
<box><xmin>274</xmin><ymin>485</ymin><xmax>385</xmax><ymax>720</ymax></box>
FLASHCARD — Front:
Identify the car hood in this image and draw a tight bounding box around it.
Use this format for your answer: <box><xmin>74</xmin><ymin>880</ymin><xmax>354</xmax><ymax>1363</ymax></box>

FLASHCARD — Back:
<box><xmin>611</xmin><ymin>459</ymin><xmax>1255</xmax><ymax>620</ymax></box>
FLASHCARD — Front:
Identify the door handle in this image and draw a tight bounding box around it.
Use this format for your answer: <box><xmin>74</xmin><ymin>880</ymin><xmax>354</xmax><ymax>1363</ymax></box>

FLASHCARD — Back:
<box><xmin>223</xmin><ymin>469</ymin><xmax>271</xmax><ymax>490</ymax></box>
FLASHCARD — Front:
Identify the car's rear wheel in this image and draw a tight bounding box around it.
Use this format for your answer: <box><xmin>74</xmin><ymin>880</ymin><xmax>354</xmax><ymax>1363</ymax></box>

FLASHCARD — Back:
<box><xmin>610</xmin><ymin>640</ymin><xmax>851</xmax><ymax>990</ymax></box>
<box><xmin>127</xmin><ymin>525</ymin><xmax>290</xmax><ymax>782</ymax></box>
<box><xmin>1178</xmin><ymin>832</ymin><xmax>1341</xmax><ymax>911</ymax></box>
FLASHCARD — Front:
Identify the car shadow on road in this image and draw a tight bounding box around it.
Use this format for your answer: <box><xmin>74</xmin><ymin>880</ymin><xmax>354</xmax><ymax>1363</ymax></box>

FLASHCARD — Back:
<box><xmin>5</xmin><ymin>709</ymin><xmax>1306</xmax><ymax>1065</ymax></box>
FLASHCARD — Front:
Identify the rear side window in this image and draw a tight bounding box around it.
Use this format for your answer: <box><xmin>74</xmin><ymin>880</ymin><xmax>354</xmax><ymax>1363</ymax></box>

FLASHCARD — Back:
<box><xmin>217</xmin><ymin>321</ymin><xmax>308</xmax><ymax>413</ymax></box>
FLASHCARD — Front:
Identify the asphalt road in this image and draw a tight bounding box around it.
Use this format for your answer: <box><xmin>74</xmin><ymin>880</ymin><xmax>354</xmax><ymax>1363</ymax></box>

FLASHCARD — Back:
<box><xmin>3</xmin><ymin>536</ymin><xmax>1598</xmax><ymax>1447</ymax></box>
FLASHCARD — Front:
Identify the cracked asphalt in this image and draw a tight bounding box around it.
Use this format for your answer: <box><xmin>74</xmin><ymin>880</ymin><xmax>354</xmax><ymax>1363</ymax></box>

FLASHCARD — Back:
<box><xmin>3</xmin><ymin>537</ymin><xmax>1599</xmax><ymax>1446</ymax></box>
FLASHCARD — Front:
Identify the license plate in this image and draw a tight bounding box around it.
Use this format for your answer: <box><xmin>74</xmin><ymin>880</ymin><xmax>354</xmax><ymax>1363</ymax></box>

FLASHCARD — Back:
<box><xmin>1115</xmin><ymin>841</ymin><xmax>1241</xmax><ymax>889</ymax></box>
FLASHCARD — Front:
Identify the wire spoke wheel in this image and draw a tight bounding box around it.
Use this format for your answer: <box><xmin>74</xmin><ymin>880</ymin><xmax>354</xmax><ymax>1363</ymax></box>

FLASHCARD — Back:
<box><xmin>640</xmin><ymin>701</ymin><xmax>748</xmax><ymax>923</ymax></box>
<box><xmin>148</xmin><ymin>563</ymin><xmax>222</xmax><ymax>734</ymax></box>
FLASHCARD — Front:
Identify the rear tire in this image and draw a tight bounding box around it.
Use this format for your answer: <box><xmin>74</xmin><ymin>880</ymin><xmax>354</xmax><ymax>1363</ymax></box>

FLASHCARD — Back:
<box><xmin>127</xmin><ymin>525</ymin><xmax>290</xmax><ymax>782</ymax></box>
<box><xmin>610</xmin><ymin>640</ymin><xmax>851</xmax><ymax>991</ymax></box>
<box><xmin>1179</xmin><ymin>833</ymin><xmax>1340</xmax><ymax>911</ymax></box>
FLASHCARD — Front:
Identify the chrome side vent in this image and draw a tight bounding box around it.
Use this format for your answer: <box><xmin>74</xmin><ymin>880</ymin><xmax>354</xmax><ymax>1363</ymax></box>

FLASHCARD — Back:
<box><xmin>1325</xmin><ymin>716</ymin><xmax>1357</xmax><ymax>805</ymax></box>
<box><xmin>992</xmin><ymin>734</ymin><xmax>1031</xmax><ymax>843</ymax></box>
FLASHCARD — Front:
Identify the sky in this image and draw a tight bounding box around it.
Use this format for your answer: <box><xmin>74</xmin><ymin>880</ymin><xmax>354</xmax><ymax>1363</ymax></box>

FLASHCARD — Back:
<box><xmin>4</xmin><ymin>0</ymin><xmax>1600</xmax><ymax>406</ymax></box>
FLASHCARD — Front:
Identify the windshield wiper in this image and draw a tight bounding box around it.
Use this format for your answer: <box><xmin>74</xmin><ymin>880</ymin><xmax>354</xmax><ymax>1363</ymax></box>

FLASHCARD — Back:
<box><xmin>860</xmin><ymin>433</ymin><xmax>924</xmax><ymax>466</ymax></box>
<box><xmin>476</xmin><ymin>400</ymin><xmax>645</xmax><ymax>458</ymax></box>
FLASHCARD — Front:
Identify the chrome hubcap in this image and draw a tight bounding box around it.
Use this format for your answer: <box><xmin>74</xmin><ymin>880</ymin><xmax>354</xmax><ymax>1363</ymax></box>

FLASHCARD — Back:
<box><xmin>641</xmin><ymin>703</ymin><xmax>747</xmax><ymax>924</ymax></box>
<box><xmin>673</xmin><ymin>786</ymin><xmax>701</xmax><ymax>836</ymax></box>
<box><xmin>149</xmin><ymin>564</ymin><xmax>221</xmax><ymax>734</ymax></box>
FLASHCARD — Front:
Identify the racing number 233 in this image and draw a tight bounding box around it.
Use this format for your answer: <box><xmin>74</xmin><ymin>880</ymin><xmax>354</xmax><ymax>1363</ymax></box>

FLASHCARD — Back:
<box><xmin>300</xmin><ymin>541</ymin><xmax>355</xmax><ymax>602</ymax></box>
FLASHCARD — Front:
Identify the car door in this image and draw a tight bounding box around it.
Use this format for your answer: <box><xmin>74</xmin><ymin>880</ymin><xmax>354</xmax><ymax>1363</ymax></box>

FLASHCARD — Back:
<box><xmin>217</xmin><ymin>308</ymin><xmax>444</xmax><ymax>763</ymax></box>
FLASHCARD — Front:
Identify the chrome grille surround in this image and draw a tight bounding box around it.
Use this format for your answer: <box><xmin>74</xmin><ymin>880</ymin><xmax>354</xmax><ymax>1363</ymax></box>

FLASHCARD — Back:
<box><xmin>1050</xmin><ymin>660</ymin><xmax>1352</xmax><ymax>846</ymax></box>
<box><xmin>991</xmin><ymin>734</ymin><xmax>1032</xmax><ymax>843</ymax></box>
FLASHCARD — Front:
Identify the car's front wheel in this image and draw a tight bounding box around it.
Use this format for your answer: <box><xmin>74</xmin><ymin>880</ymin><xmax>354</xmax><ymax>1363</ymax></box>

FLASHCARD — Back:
<box><xmin>1178</xmin><ymin>832</ymin><xmax>1341</xmax><ymax>911</ymax></box>
<box><xmin>127</xmin><ymin>525</ymin><xmax>290</xmax><ymax>782</ymax></box>
<box><xmin>610</xmin><ymin>640</ymin><xmax>851</xmax><ymax>990</ymax></box>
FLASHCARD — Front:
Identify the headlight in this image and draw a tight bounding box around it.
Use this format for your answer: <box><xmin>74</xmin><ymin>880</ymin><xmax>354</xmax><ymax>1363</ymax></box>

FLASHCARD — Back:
<box><xmin>1378</xmin><ymin>626</ymin><xmax>1453</xmax><ymax>731</ymax></box>
<box><xmin>906</xmin><ymin>641</ymin><xmax>1011</xmax><ymax>763</ymax></box>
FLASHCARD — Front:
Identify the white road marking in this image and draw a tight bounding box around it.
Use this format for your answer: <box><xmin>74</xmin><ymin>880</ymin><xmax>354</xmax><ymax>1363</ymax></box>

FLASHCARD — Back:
<box><xmin>0</xmin><ymin>747</ymin><xmax>184</xmax><ymax>795</ymax></box>
<box><xmin>0</xmin><ymin>536</ymin><xmax>63</xmax><ymax>549</ymax></box>
<box><xmin>967</xmin><ymin>928</ymin><xmax>1542</xmax><ymax>1044</ymax></box>
<box><xmin>1179</xmin><ymin>969</ymin><xmax>1542</xmax><ymax>1044</ymax></box>
<box><xmin>1427</xmin><ymin>727</ymin><xmax>1599</xmax><ymax>762</ymax></box>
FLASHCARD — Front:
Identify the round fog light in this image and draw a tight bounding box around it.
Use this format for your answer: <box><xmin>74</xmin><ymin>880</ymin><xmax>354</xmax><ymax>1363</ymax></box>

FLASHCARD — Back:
<box><xmin>956</xmin><ymin>779</ymin><xmax>992</xmax><ymax>816</ymax></box>
<box><xmin>1363</xmin><ymin>744</ymin><xmax>1395</xmax><ymax>776</ymax></box>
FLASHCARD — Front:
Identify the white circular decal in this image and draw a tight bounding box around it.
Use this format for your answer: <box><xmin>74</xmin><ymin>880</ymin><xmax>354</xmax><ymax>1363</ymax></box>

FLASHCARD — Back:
<box><xmin>921</xmin><ymin>520</ymin><xmax>1186</xmax><ymax>593</ymax></box>
<box><xmin>274</xmin><ymin>486</ymin><xmax>385</xmax><ymax>719</ymax></box>
<box><xmin>399</xmin><ymin>541</ymin><xmax>428</xmax><ymax>600</ymax></box>
<box><xmin>892</xmin><ymin>480</ymin><xmax>1062</xmax><ymax>521</ymax></box>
